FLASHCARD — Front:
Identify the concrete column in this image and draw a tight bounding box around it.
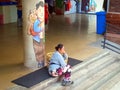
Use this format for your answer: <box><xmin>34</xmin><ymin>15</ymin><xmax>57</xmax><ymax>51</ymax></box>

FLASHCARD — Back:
<box><xmin>22</xmin><ymin>0</ymin><xmax>45</xmax><ymax>69</ymax></box>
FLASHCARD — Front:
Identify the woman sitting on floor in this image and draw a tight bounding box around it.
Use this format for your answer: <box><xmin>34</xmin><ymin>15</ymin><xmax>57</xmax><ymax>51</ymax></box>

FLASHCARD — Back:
<box><xmin>48</xmin><ymin>43</ymin><xmax>73</xmax><ymax>86</ymax></box>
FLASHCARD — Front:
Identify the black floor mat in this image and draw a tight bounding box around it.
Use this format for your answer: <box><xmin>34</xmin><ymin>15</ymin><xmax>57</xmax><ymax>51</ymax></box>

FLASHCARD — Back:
<box><xmin>12</xmin><ymin>57</ymin><xmax>82</xmax><ymax>88</ymax></box>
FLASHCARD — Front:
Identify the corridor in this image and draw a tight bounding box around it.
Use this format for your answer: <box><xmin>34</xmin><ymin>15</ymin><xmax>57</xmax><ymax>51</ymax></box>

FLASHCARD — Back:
<box><xmin>0</xmin><ymin>13</ymin><xmax>103</xmax><ymax>89</ymax></box>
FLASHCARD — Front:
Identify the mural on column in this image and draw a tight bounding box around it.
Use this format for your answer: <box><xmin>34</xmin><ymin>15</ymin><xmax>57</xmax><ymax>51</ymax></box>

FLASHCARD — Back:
<box><xmin>27</xmin><ymin>1</ymin><xmax>45</xmax><ymax>68</ymax></box>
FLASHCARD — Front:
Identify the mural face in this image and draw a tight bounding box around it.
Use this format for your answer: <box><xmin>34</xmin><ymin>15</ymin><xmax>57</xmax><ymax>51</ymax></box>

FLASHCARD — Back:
<box><xmin>27</xmin><ymin>1</ymin><xmax>45</xmax><ymax>68</ymax></box>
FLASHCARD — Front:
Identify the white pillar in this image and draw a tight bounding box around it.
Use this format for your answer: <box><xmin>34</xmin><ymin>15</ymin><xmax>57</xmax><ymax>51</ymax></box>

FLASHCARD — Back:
<box><xmin>22</xmin><ymin>0</ymin><xmax>45</xmax><ymax>69</ymax></box>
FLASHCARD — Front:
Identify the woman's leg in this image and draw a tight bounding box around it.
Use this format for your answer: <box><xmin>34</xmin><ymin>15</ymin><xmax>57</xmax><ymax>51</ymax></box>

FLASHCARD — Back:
<box><xmin>59</xmin><ymin>65</ymin><xmax>73</xmax><ymax>86</ymax></box>
<box><xmin>49</xmin><ymin>69</ymin><xmax>59</xmax><ymax>77</ymax></box>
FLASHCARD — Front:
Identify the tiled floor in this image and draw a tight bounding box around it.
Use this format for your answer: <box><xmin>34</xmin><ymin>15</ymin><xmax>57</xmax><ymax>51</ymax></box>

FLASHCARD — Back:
<box><xmin>0</xmin><ymin>14</ymin><xmax>103</xmax><ymax>90</ymax></box>
<box><xmin>45</xmin><ymin>14</ymin><xmax>103</xmax><ymax>59</ymax></box>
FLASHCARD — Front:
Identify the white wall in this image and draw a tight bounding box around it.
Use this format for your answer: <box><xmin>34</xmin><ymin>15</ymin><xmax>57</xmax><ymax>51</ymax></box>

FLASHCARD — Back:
<box><xmin>2</xmin><ymin>5</ymin><xmax>17</xmax><ymax>24</ymax></box>
<box><xmin>95</xmin><ymin>0</ymin><xmax>104</xmax><ymax>12</ymax></box>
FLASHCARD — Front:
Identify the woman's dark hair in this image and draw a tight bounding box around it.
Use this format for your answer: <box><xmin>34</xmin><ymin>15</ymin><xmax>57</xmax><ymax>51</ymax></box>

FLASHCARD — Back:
<box><xmin>55</xmin><ymin>44</ymin><xmax>64</xmax><ymax>51</ymax></box>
